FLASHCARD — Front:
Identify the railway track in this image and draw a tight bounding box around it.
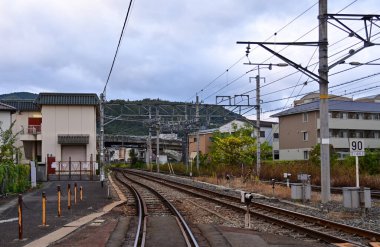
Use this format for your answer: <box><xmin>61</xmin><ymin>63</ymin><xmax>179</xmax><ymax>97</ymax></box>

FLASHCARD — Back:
<box><xmin>113</xmin><ymin>170</ymin><xmax>199</xmax><ymax>247</ymax></box>
<box><xmin>123</xmin><ymin>169</ymin><xmax>380</xmax><ymax>247</ymax></box>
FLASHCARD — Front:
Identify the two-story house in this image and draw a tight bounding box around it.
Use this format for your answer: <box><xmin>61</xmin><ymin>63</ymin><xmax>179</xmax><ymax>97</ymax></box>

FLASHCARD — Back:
<box><xmin>271</xmin><ymin>93</ymin><xmax>380</xmax><ymax>160</ymax></box>
<box><xmin>0</xmin><ymin>102</ymin><xmax>16</xmax><ymax>131</ymax></box>
<box><xmin>1</xmin><ymin>93</ymin><xmax>99</xmax><ymax>179</ymax></box>
<box><xmin>188</xmin><ymin>119</ymin><xmax>276</xmax><ymax>160</ymax></box>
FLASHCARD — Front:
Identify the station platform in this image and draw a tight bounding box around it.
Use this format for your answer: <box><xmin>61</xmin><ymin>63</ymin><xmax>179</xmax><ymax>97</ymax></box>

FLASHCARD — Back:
<box><xmin>0</xmin><ymin>176</ymin><xmax>322</xmax><ymax>247</ymax></box>
<box><xmin>0</xmin><ymin>179</ymin><xmax>114</xmax><ymax>247</ymax></box>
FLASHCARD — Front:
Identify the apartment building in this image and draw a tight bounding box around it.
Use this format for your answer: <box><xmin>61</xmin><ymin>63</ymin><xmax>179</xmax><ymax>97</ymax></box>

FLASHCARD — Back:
<box><xmin>271</xmin><ymin>94</ymin><xmax>380</xmax><ymax>160</ymax></box>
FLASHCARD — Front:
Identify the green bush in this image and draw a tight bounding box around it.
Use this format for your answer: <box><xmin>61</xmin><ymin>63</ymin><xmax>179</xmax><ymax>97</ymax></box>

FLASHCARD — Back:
<box><xmin>0</xmin><ymin>164</ymin><xmax>30</xmax><ymax>194</ymax></box>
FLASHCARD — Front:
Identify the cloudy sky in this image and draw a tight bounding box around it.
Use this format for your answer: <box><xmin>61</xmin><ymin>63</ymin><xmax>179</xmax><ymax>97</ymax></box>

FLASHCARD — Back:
<box><xmin>1</xmin><ymin>0</ymin><xmax>379</xmax><ymax>119</ymax></box>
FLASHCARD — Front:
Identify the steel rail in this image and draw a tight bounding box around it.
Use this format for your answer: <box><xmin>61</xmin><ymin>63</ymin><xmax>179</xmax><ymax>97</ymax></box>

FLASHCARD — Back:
<box><xmin>114</xmin><ymin>172</ymin><xmax>146</xmax><ymax>247</ymax></box>
<box><xmin>118</xmin><ymin>170</ymin><xmax>200</xmax><ymax>247</ymax></box>
<box><xmin>125</xmin><ymin>169</ymin><xmax>379</xmax><ymax>246</ymax></box>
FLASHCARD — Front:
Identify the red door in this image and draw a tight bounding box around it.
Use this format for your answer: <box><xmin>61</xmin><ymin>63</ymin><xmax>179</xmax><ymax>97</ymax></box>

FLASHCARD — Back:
<box><xmin>47</xmin><ymin>156</ymin><xmax>56</xmax><ymax>174</ymax></box>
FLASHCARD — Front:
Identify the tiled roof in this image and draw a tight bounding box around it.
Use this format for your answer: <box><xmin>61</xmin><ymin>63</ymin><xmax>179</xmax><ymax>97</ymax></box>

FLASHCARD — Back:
<box><xmin>0</xmin><ymin>102</ymin><xmax>16</xmax><ymax>112</ymax></box>
<box><xmin>0</xmin><ymin>99</ymin><xmax>39</xmax><ymax>111</ymax></box>
<box><xmin>35</xmin><ymin>93</ymin><xmax>99</xmax><ymax>105</ymax></box>
<box><xmin>271</xmin><ymin>100</ymin><xmax>380</xmax><ymax>117</ymax></box>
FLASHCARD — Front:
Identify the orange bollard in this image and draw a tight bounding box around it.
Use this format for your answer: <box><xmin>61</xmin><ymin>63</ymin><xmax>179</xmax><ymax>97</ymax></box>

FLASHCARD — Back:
<box><xmin>80</xmin><ymin>186</ymin><xmax>83</xmax><ymax>201</ymax></box>
<box><xmin>67</xmin><ymin>184</ymin><xmax>71</xmax><ymax>210</ymax></box>
<box><xmin>18</xmin><ymin>194</ymin><xmax>23</xmax><ymax>240</ymax></box>
<box><xmin>74</xmin><ymin>183</ymin><xmax>77</xmax><ymax>205</ymax></box>
<box><xmin>57</xmin><ymin>185</ymin><xmax>61</xmax><ymax>217</ymax></box>
<box><xmin>42</xmin><ymin>192</ymin><xmax>46</xmax><ymax>226</ymax></box>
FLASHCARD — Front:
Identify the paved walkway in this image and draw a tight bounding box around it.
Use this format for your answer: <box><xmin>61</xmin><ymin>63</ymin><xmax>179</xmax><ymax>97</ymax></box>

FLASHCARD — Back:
<box><xmin>0</xmin><ymin>178</ymin><xmax>122</xmax><ymax>247</ymax></box>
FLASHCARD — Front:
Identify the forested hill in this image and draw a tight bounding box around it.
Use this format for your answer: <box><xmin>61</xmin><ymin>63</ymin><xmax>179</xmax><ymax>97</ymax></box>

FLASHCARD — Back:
<box><xmin>0</xmin><ymin>93</ymin><xmax>244</xmax><ymax>136</ymax></box>
<box><xmin>0</xmin><ymin>92</ymin><xmax>38</xmax><ymax>100</ymax></box>
<box><xmin>104</xmin><ymin>98</ymin><xmax>245</xmax><ymax>136</ymax></box>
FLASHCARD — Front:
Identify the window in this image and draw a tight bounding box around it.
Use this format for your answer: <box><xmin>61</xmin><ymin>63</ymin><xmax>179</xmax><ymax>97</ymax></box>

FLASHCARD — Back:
<box><xmin>302</xmin><ymin>131</ymin><xmax>308</xmax><ymax>141</ymax></box>
<box><xmin>273</xmin><ymin>133</ymin><xmax>279</xmax><ymax>139</ymax></box>
<box><xmin>374</xmin><ymin>114</ymin><xmax>380</xmax><ymax>120</ymax></box>
<box><xmin>193</xmin><ymin>137</ymin><xmax>197</xmax><ymax>142</ymax></box>
<box><xmin>303</xmin><ymin>113</ymin><xmax>308</xmax><ymax>122</ymax></box>
<box><xmin>331</xmin><ymin>111</ymin><xmax>343</xmax><ymax>119</ymax></box>
<box><xmin>363</xmin><ymin>113</ymin><xmax>372</xmax><ymax>120</ymax></box>
<box><xmin>349</xmin><ymin>130</ymin><xmax>356</xmax><ymax>138</ymax></box>
<box><xmin>273</xmin><ymin>150</ymin><xmax>279</xmax><ymax>160</ymax></box>
<box><xmin>260</xmin><ymin>131</ymin><xmax>265</xmax><ymax>138</ymax></box>
<box><xmin>304</xmin><ymin>151</ymin><xmax>309</xmax><ymax>160</ymax></box>
<box><xmin>348</xmin><ymin>112</ymin><xmax>359</xmax><ymax>119</ymax></box>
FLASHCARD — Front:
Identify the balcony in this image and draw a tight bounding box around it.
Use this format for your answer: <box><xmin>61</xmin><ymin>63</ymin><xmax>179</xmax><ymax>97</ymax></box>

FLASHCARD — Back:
<box><xmin>19</xmin><ymin>125</ymin><xmax>42</xmax><ymax>141</ymax></box>
<box><xmin>27</xmin><ymin>125</ymin><xmax>41</xmax><ymax>134</ymax></box>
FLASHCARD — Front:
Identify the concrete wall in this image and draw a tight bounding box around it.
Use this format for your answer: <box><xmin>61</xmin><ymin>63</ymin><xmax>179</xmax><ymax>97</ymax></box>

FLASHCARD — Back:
<box><xmin>0</xmin><ymin>111</ymin><xmax>12</xmax><ymax>131</ymax></box>
<box><xmin>279</xmin><ymin>111</ymin><xmax>318</xmax><ymax>150</ymax></box>
<box><xmin>280</xmin><ymin>148</ymin><xmax>312</xmax><ymax>160</ymax></box>
<box><xmin>188</xmin><ymin>132</ymin><xmax>214</xmax><ymax>157</ymax></box>
<box><xmin>41</xmin><ymin>105</ymin><xmax>97</xmax><ymax>162</ymax></box>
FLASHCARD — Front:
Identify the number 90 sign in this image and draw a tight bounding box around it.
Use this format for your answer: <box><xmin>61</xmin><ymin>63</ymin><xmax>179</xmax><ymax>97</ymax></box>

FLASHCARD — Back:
<box><xmin>350</xmin><ymin>139</ymin><xmax>365</xmax><ymax>156</ymax></box>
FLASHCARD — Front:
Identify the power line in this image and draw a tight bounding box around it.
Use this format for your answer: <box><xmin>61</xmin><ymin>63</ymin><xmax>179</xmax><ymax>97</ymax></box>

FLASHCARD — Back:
<box><xmin>103</xmin><ymin>0</ymin><xmax>134</xmax><ymax>95</ymax></box>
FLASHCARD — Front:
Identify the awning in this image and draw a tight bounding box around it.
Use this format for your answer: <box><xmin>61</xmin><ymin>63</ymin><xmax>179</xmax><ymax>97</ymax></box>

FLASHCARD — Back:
<box><xmin>58</xmin><ymin>135</ymin><xmax>89</xmax><ymax>144</ymax></box>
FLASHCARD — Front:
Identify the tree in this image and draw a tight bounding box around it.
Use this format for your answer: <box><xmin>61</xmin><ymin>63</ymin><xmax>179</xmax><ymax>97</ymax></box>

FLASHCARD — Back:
<box><xmin>0</xmin><ymin>122</ymin><xmax>20</xmax><ymax>164</ymax></box>
<box><xmin>129</xmin><ymin>149</ymin><xmax>138</xmax><ymax>167</ymax></box>
<box><xmin>309</xmin><ymin>143</ymin><xmax>338</xmax><ymax>166</ymax></box>
<box><xmin>209</xmin><ymin>123</ymin><xmax>272</xmax><ymax>167</ymax></box>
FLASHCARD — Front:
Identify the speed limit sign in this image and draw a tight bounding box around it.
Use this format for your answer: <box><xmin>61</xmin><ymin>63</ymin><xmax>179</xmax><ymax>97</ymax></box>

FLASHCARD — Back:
<box><xmin>350</xmin><ymin>139</ymin><xmax>365</xmax><ymax>156</ymax></box>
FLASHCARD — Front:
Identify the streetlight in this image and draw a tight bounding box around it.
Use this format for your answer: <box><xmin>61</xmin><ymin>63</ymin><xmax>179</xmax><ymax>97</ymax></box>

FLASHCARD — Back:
<box><xmin>245</xmin><ymin>62</ymin><xmax>288</xmax><ymax>179</ymax></box>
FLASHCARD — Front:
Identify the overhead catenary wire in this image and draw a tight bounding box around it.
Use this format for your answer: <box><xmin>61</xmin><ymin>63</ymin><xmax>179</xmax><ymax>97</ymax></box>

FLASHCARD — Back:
<box><xmin>190</xmin><ymin>1</ymin><xmax>319</xmax><ymax>102</ymax></box>
<box><xmin>103</xmin><ymin>0</ymin><xmax>134</xmax><ymax>95</ymax></box>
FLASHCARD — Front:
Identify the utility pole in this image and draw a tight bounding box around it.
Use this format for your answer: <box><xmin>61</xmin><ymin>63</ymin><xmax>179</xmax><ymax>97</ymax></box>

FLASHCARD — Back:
<box><xmin>99</xmin><ymin>93</ymin><xmax>105</xmax><ymax>182</ymax></box>
<box><xmin>196</xmin><ymin>95</ymin><xmax>200</xmax><ymax>172</ymax></box>
<box><xmin>156</xmin><ymin>107</ymin><xmax>160</xmax><ymax>173</ymax></box>
<box><xmin>319</xmin><ymin>0</ymin><xmax>330</xmax><ymax>203</ymax></box>
<box><xmin>256</xmin><ymin>68</ymin><xmax>261</xmax><ymax>179</ymax></box>
<box><xmin>147</xmin><ymin>106</ymin><xmax>152</xmax><ymax>171</ymax></box>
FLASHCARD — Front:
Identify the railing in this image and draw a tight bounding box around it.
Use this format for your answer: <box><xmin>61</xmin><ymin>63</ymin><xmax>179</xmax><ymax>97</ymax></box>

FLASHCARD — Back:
<box><xmin>52</xmin><ymin>160</ymin><xmax>98</xmax><ymax>181</ymax></box>
<box><xmin>27</xmin><ymin>125</ymin><xmax>41</xmax><ymax>134</ymax></box>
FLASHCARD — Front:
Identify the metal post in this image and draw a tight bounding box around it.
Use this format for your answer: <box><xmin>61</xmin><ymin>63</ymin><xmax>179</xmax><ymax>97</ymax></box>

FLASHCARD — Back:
<box><xmin>156</xmin><ymin>107</ymin><xmax>160</xmax><ymax>173</ymax></box>
<box><xmin>67</xmin><ymin>184</ymin><xmax>71</xmax><ymax>210</ymax></box>
<box><xmin>196</xmin><ymin>95</ymin><xmax>200</xmax><ymax>172</ymax></box>
<box><xmin>256</xmin><ymin>67</ymin><xmax>261</xmax><ymax>179</ymax></box>
<box><xmin>57</xmin><ymin>185</ymin><xmax>61</xmax><ymax>217</ymax></box>
<box><xmin>69</xmin><ymin>156</ymin><xmax>72</xmax><ymax>180</ymax></box>
<box><xmin>18</xmin><ymin>194</ymin><xmax>23</xmax><ymax>240</ymax></box>
<box><xmin>319</xmin><ymin>0</ymin><xmax>330</xmax><ymax>203</ymax></box>
<box><xmin>90</xmin><ymin>154</ymin><xmax>93</xmax><ymax>181</ymax></box>
<box><xmin>355</xmin><ymin>156</ymin><xmax>360</xmax><ymax>187</ymax></box>
<box><xmin>100</xmin><ymin>93</ymin><xmax>105</xmax><ymax>183</ymax></box>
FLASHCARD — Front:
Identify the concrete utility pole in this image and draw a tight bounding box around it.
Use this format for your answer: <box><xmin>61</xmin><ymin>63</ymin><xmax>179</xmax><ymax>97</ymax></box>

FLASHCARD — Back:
<box><xmin>99</xmin><ymin>93</ymin><xmax>105</xmax><ymax>182</ymax></box>
<box><xmin>147</xmin><ymin>106</ymin><xmax>152</xmax><ymax>171</ymax></box>
<box><xmin>256</xmin><ymin>68</ymin><xmax>261</xmax><ymax>179</ymax></box>
<box><xmin>319</xmin><ymin>0</ymin><xmax>330</xmax><ymax>203</ymax></box>
<box><xmin>196</xmin><ymin>95</ymin><xmax>200</xmax><ymax>172</ymax></box>
<box><xmin>156</xmin><ymin>107</ymin><xmax>160</xmax><ymax>173</ymax></box>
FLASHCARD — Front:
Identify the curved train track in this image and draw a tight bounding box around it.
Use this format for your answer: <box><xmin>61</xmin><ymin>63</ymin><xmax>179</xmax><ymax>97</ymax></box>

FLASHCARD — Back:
<box><xmin>113</xmin><ymin>170</ymin><xmax>199</xmax><ymax>247</ymax></box>
<box><xmin>122</xmin><ymin>168</ymin><xmax>380</xmax><ymax>247</ymax></box>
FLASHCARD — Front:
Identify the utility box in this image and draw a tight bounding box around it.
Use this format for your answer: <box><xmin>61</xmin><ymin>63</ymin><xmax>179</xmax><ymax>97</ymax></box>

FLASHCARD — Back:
<box><xmin>342</xmin><ymin>187</ymin><xmax>360</xmax><ymax>208</ymax></box>
<box><xmin>360</xmin><ymin>187</ymin><xmax>371</xmax><ymax>208</ymax></box>
<box><xmin>291</xmin><ymin>183</ymin><xmax>311</xmax><ymax>200</ymax></box>
<box><xmin>36</xmin><ymin>162</ymin><xmax>47</xmax><ymax>182</ymax></box>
